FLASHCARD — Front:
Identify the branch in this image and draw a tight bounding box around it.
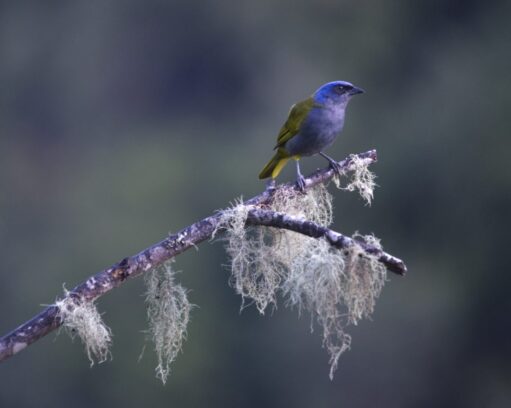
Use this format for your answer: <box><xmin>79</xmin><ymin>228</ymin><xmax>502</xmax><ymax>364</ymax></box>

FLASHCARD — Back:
<box><xmin>246</xmin><ymin>209</ymin><xmax>406</xmax><ymax>275</ymax></box>
<box><xmin>0</xmin><ymin>149</ymin><xmax>404</xmax><ymax>362</ymax></box>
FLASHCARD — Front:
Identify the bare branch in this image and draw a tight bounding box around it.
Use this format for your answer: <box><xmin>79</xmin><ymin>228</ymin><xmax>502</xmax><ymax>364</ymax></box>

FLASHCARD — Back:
<box><xmin>0</xmin><ymin>149</ymin><xmax>404</xmax><ymax>363</ymax></box>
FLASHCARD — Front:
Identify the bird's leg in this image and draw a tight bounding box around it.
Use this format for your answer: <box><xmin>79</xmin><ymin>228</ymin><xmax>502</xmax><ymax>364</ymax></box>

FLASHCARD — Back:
<box><xmin>265</xmin><ymin>178</ymin><xmax>276</xmax><ymax>192</ymax></box>
<box><xmin>295</xmin><ymin>159</ymin><xmax>306</xmax><ymax>192</ymax></box>
<box><xmin>320</xmin><ymin>152</ymin><xmax>342</xmax><ymax>175</ymax></box>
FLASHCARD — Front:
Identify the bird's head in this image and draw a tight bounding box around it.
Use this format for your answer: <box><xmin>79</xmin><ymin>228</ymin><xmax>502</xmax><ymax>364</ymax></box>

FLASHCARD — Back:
<box><xmin>313</xmin><ymin>81</ymin><xmax>364</xmax><ymax>105</ymax></box>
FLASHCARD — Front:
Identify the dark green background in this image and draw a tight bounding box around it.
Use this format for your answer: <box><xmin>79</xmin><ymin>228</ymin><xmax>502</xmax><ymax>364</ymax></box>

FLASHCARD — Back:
<box><xmin>1</xmin><ymin>1</ymin><xmax>510</xmax><ymax>406</ymax></box>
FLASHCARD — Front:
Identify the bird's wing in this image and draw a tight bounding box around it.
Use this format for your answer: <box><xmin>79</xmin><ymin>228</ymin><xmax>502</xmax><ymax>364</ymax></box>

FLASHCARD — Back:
<box><xmin>275</xmin><ymin>97</ymin><xmax>316</xmax><ymax>149</ymax></box>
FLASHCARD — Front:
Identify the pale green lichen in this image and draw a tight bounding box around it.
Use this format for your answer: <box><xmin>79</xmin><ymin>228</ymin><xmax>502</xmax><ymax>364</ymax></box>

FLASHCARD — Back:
<box><xmin>218</xmin><ymin>185</ymin><xmax>333</xmax><ymax>314</ymax></box>
<box><xmin>56</xmin><ymin>291</ymin><xmax>112</xmax><ymax>366</ymax></box>
<box><xmin>337</xmin><ymin>155</ymin><xmax>377</xmax><ymax>205</ymax></box>
<box><xmin>342</xmin><ymin>233</ymin><xmax>387</xmax><ymax>324</ymax></box>
<box><xmin>218</xmin><ymin>184</ymin><xmax>387</xmax><ymax>379</ymax></box>
<box><xmin>144</xmin><ymin>261</ymin><xmax>191</xmax><ymax>384</ymax></box>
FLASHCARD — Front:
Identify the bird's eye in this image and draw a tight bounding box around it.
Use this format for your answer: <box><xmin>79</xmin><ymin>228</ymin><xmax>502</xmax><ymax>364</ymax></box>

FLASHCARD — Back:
<box><xmin>336</xmin><ymin>85</ymin><xmax>345</xmax><ymax>93</ymax></box>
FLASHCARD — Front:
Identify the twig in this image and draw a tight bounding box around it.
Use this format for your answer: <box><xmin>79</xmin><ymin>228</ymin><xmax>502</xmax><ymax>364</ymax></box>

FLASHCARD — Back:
<box><xmin>0</xmin><ymin>149</ymin><xmax>404</xmax><ymax>362</ymax></box>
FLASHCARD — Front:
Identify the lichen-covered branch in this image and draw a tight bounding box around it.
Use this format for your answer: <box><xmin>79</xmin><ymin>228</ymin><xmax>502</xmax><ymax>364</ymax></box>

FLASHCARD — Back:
<box><xmin>245</xmin><ymin>209</ymin><xmax>406</xmax><ymax>275</ymax></box>
<box><xmin>0</xmin><ymin>149</ymin><xmax>405</xmax><ymax>363</ymax></box>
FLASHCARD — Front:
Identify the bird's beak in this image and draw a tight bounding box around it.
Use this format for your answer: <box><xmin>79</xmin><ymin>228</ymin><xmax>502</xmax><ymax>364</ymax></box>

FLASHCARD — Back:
<box><xmin>349</xmin><ymin>86</ymin><xmax>365</xmax><ymax>95</ymax></box>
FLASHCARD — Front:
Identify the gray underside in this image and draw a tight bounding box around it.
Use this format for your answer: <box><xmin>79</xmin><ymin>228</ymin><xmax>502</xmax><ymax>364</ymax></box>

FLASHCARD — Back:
<box><xmin>284</xmin><ymin>105</ymin><xmax>346</xmax><ymax>157</ymax></box>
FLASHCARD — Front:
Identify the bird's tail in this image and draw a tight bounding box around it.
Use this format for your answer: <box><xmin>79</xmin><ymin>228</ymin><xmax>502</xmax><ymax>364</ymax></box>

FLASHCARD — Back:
<box><xmin>258</xmin><ymin>149</ymin><xmax>290</xmax><ymax>180</ymax></box>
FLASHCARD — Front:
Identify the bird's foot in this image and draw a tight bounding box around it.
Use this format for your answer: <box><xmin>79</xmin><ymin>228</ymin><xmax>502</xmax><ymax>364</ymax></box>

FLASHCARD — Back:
<box><xmin>328</xmin><ymin>159</ymin><xmax>342</xmax><ymax>175</ymax></box>
<box><xmin>265</xmin><ymin>179</ymin><xmax>276</xmax><ymax>192</ymax></box>
<box><xmin>296</xmin><ymin>175</ymin><xmax>306</xmax><ymax>192</ymax></box>
<box><xmin>319</xmin><ymin>152</ymin><xmax>343</xmax><ymax>175</ymax></box>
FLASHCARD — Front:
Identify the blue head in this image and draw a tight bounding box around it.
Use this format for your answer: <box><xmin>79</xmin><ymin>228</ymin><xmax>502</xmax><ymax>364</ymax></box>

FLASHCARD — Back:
<box><xmin>313</xmin><ymin>81</ymin><xmax>364</xmax><ymax>105</ymax></box>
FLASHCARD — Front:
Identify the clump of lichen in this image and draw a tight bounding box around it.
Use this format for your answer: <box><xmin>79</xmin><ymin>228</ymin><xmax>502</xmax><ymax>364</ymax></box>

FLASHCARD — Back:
<box><xmin>218</xmin><ymin>179</ymin><xmax>387</xmax><ymax>378</ymax></box>
<box><xmin>144</xmin><ymin>261</ymin><xmax>191</xmax><ymax>384</ymax></box>
<box><xmin>218</xmin><ymin>185</ymin><xmax>332</xmax><ymax>313</ymax></box>
<box><xmin>342</xmin><ymin>233</ymin><xmax>387</xmax><ymax>324</ymax></box>
<box><xmin>334</xmin><ymin>154</ymin><xmax>376</xmax><ymax>205</ymax></box>
<box><xmin>56</xmin><ymin>291</ymin><xmax>112</xmax><ymax>366</ymax></box>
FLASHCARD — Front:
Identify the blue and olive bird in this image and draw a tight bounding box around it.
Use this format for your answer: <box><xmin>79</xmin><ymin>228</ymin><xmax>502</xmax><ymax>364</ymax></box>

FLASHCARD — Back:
<box><xmin>259</xmin><ymin>81</ymin><xmax>364</xmax><ymax>190</ymax></box>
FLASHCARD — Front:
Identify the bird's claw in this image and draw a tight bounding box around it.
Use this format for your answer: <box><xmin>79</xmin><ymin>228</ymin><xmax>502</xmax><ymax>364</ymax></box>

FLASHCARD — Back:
<box><xmin>296</xmin><ymin>175</ymin><xmax>306</xmax><ymax>192</ymax></box>
<box><xmin>319</xmin><ymin>152</ymin><xmax>343</xmax><ymax>175</ymax></box>
<box><xmin>329</xmin><ymin>160</ymin><xmax>342</xmax><ymax>175</ymax></box>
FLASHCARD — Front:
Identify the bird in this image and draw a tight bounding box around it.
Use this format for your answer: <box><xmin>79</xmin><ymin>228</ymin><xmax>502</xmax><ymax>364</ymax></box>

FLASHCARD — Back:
<box><xmin>259</xmin><ymin>80</ymin><xmax>364</xmax><ymax>191</ymax></box>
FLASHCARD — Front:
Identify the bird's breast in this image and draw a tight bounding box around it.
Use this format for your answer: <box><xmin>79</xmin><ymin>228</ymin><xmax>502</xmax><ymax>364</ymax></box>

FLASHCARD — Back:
<box><xmin>285</xmin><ymin>105</ymin><xmax>346</xmax><ymax>156</ymax></box>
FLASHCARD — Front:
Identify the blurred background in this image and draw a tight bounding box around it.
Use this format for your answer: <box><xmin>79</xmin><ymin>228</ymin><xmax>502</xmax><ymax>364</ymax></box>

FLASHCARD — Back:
<box><xmin>1</xmin><ymin>0</ymin><xmax>510</xmax><ymax>406</ymax></box>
